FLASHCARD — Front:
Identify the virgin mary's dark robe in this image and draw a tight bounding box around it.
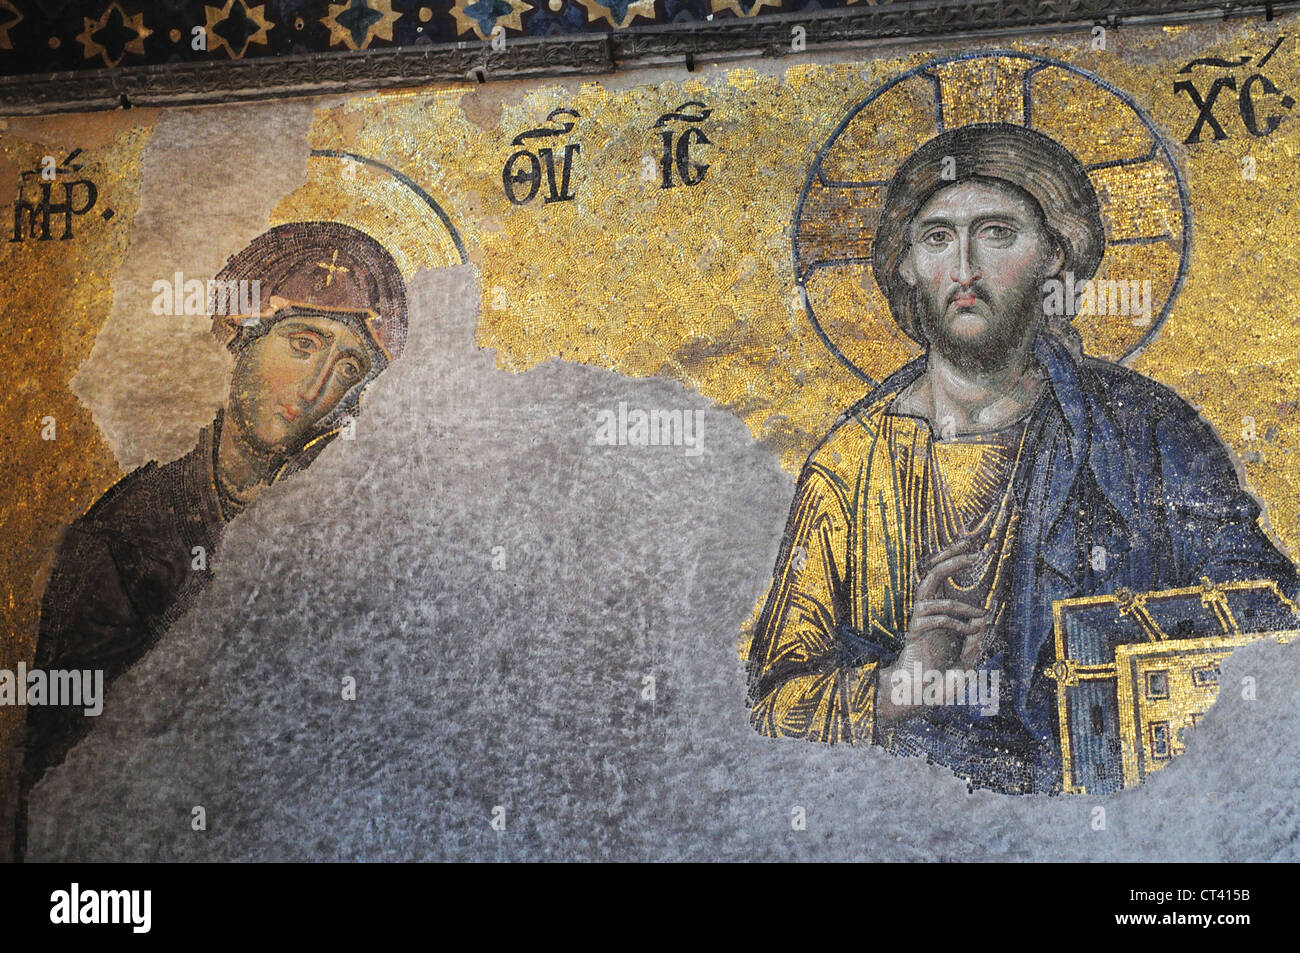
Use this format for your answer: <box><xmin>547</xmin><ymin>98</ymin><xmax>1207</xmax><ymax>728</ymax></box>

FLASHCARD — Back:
<box><xmin>14</xmin><ymin>410</ymin><xmax>336</xmax><ymax>860</ymax></box>
<box><xmin>14</xmin><ymin>413</ymin><xmax>230</xmax><ymax>859</ymax></box>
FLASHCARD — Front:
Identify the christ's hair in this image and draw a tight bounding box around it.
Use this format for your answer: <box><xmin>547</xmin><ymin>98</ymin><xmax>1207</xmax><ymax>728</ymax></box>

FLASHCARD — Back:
<box><xmin>870</xmin><ymin>123</ymin><xmax>1106</xmax><ymax>350</ymax></box>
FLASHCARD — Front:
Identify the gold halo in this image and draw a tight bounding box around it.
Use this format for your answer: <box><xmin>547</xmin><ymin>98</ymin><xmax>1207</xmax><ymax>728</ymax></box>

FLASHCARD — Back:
<box><xmin>793</xmin><ymin>52</ymin><xmax>1190</xmax><ymax>385</ymax></box>
<box><xmin>270</xmin><ymin>150</ymin><xmax>466</xmax><ymax>279</ymax></box>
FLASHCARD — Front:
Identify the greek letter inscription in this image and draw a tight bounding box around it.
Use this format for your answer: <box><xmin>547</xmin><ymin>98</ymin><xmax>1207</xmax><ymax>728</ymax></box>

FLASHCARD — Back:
<box><xmin>1174</xmin><ymin>35</ymin><xmax>1295</xmax><ymax>143</ymax></box>
<box><xmin>10</xmin><ymin>149</ymin><xmax>110</xmax><ymax>243</ymax></box>
<box><xmin>503</xmin><ymin>107</ymin><xmax>581</xmax><ymax>205</ymax></box>
<box><xmin>654</xmin><ymin>101</ymin><xmax>712</xmax><ymax>189</ymax></box>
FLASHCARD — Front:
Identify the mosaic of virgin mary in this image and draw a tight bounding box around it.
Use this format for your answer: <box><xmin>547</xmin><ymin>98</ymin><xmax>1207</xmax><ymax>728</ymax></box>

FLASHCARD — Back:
<box><xmin>16</xmin><ymin>220</ymin><xmax>407</xmax><ymax>856</ymax></box>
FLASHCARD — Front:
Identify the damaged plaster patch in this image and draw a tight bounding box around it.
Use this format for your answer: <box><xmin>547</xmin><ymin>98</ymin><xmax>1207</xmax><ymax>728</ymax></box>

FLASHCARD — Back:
<box><xmin>26</xmin><ymin>265</ymin><xmax>1300</xmax><ymax>862</ymax></box>
<box><xmin>70</xmin><ymin>100</ymin><xmax>316</xmax><ymax>471</ymax></box>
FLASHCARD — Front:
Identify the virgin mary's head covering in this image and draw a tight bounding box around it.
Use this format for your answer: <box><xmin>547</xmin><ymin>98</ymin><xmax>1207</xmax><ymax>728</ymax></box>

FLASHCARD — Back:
<box><xmin>210</xmin><ymin>220</ymin><xmax>408</xmax><ymax>367</ymax></box>
<box><xmin>871</xmin><ymin>123</ymin><xmax>1106</xmax><ymax>346</ymax></box>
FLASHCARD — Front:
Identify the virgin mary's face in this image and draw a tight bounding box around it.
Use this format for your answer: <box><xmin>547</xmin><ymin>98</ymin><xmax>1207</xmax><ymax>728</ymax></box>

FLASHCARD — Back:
<box><xmin>227</xmin><ymin>313</ymin><xmax>372</xmax><ymax>455</ymax></box>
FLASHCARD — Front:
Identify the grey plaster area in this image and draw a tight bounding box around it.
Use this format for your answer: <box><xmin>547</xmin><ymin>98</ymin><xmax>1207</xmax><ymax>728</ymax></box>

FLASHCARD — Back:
<box><xmin>72</xmin><ymin>101</ymin><xmax>316</xmax><ymax>471</ymax></box>
<box><xmin>28</xmin><ymin>266</ymin><xmax>1300</xmax><ymax>861</ymax></box>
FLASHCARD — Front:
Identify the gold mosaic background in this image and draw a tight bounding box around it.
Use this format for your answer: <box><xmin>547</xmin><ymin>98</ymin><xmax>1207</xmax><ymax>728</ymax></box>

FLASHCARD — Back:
<box><xmin>0</xmin><ymin>111</ymin><xmax>154</xmax><ymax>759</ymax></box>
<box><xmin>5</xmin><ymin>18</ymin><xmax>1300</xmax><ymax>766</ymax></box>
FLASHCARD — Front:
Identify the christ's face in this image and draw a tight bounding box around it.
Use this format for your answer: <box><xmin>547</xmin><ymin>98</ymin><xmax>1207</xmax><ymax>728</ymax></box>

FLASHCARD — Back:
<box><xmin>227</xmin><ymin>314</ymin><xmax>372</xmax><ymax>454</ymax></box>
<box><xmin>899</xmin><ymin>180</ymin><xmax>1064</xmax><ymax>372</ymax></box>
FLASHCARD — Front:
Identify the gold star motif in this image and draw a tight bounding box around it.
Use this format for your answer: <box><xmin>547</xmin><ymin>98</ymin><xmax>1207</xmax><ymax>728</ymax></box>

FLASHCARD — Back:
<box><xmin>76</xmin><ymin>3</ymin><xmax>153</xmax><ymax>68</ymax></box>
<box><xmin>203</xmin><ymin>0</ymin><xmax>274</xmax><ymax>60</ymax></box>
<box><xmin>449</xmin><ymin>0</ymin><xmax>528</xmax><ymax>41</ymax></box>
<box><xmin>708</xmin><ymin>0</ymin><xmax>783</xmax><ymax>17</ymax></box>
<box><xmin>321</xmin><ymin>0</ymin><xmax>400</xmax><ymax>51</ymax></box>
<box><xmin>0</xmin><ymin>0</ymin><xmax>22</xmax><ymax>52</ymax></box>
<box><xmin>316</xmin><ymin>250</ymin><xmax>350</xmax><ymax>286</ymax></box>
<box><xmin>576</xmin><ymin>0</ymin><xmax>655</xmax><ymax>29</ymax></box>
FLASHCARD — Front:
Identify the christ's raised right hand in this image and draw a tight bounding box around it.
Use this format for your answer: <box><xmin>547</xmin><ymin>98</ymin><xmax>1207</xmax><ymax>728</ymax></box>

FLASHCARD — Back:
<box><xmin>876</xmin><ymin>537</ymin><xmax>987</xmax><ymax>724</ymax></box>
<box><xmin>904</xmin><ymin>535</ymin><xmax>987</xmax><ymax>670</ymax></box>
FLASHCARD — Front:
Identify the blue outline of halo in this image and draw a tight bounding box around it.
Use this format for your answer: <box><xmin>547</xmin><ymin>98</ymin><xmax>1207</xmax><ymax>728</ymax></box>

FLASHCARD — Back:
<box><xmin>791</xmin><ymin>50</ymin><xmax>1193</xmax><ymax>387</ymax></box>
<box><xmin>309</xmin><ymin>148</ymin><xmax>469</xmax><ymax>265</ymax></box>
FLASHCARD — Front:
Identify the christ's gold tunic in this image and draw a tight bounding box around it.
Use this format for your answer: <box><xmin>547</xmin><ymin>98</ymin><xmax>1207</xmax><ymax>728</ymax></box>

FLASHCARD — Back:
<box><xmin>746</xmin><ymin>391</ymin><xmax>1029</xmax><ymax>743</ymax></box>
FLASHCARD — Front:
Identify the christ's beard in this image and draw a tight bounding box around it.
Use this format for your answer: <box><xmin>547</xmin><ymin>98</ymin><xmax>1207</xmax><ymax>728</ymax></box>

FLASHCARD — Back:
<box><xmin>916</xmin><ymin>277</ymin><xmax>1045</xmax><ymax>374</ymax></box>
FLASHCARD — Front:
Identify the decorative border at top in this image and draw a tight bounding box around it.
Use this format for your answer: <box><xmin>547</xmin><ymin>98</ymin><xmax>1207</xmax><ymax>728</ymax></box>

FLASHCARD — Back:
<box><xmin>0</xmin><ymin>0</ymin><xmax>1291</xmax><ymax>115</ymax></box>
